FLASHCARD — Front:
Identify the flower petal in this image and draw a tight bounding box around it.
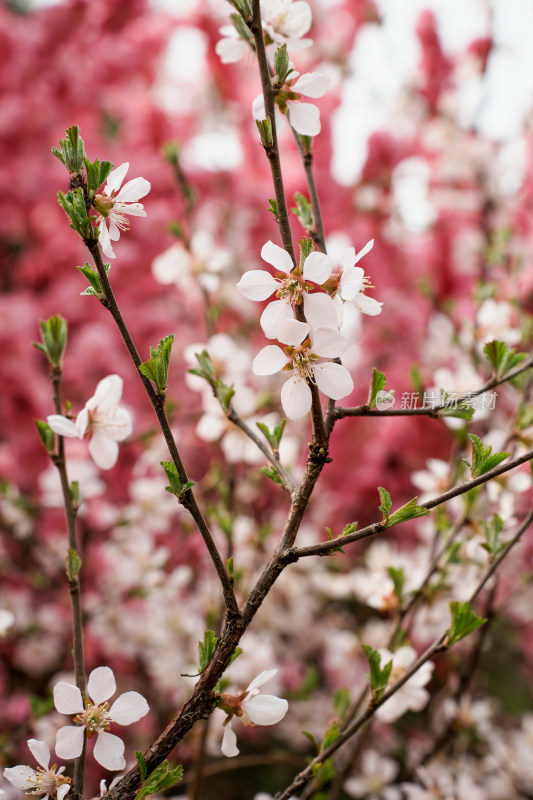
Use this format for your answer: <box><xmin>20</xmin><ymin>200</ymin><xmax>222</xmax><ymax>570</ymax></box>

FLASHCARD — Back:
<box><xmin>277</xmin><ymin>318</ymin><xmax>309</xmax><ymax>346</ymax></box>
<box><xmin>4</xmin><ymin>765</ymin><xmax>37</xmax><ymax>789</ymax></box>
<box><xmin>288</xmin><ymin>102</ymin><xmax>320</xmax><ymax>137</ymax></box>
<box><xmin>312</xmin><ymin>328</ymin><xmax>347</xmax><ymax>359</ymax></box>
<box><xmin>47</xmin><ymin>416</ymin><xmax>78</xmax><ymax>439</ymax></box>
<box><xmin>89</xmin><ymin>432</ymin><xmax>119</xmax><ymax>470</ymax></box>
<box><xmin>353</xmin><ymin>294</ymin><xmax>383</xmax><ymax>316</ymax></box>
<box><xmin>261</xmin><ymin>241</ymin><xmax>294</xmax><ymax>274</ymax></box>
<box><xmin>302</xmin><ymin>292</ymin><xmax>339</xmax><ymax>331</ymax></box>
<box><xmin>252</xmin><ymin>345</ymin><xmax>287</xmax><ymax>376</ymax></box>
<box><xmin>53</xmin><ymin>682</ymin><xmax>84</xmax><ymax>714</ymax></box>
<box><xmin>252</xmin><ymin>94</ymin><xmax>267</xmax><ymax>122</ymax></box>
<box><xmin>57</xmin><ymin>784</ymin><xmax>71</xmax><ymax>800</ymax></box>
<box><xmin>353</xmin><ymin>238</ymin><xmax>374</xmax><ymax>264</ymax></box>
<box><xmin>237</xmin><ymin>270</ymin><xmax>279</xmax><ymax>301</ymax></box>
<box><xmin>98</xmin><ymin>222</ymin><xmax>116</xmax><ymax>259</ymax></box>
<box><xmin>93</xmin><ymin>731</ymin><xmax>126</xmax><ymax>772</ymax></box>
<box><xmin>27</xmin><ymin>739</ymin><xmax>50</xmax><ymax>770</ymax></box>
<box><xmin>55</xmin><ymin>725</ymin><xmax>85</xmax><ymax>760</ymax></box>
<box><xmin>105</xmin><ymin>163</ymin><xmax>129</xmax><ymax>195</ymax></box>
<box><xmin>281</xmin><ymin>375</ymin><xmax>312</xmax><ymax>419</ymax></box>
<box><xmin>246</xmin><ymin>669</ymin><xmax>278</xmax><ymax>693</ymax></box>
<box><xmin>88</xmin><ymin>666</ymin><xmax>116</xmax><ymax>704</ymax></box>
<box><xmin>94</xmin><ymin>406</ymin><xmax>133</xmax><ymax>442</ymax></box>
<box><xmin>340</xmin><ymin>266</ymin><xmax>364</xmax><ymax>301</ymax></box>
<box><xmin>292</xmin><ymin>71</ymin><xmax>330</xmax><ymax>98</ymax></box>
<box><xmin>109</xmin><ymin>692</ymin><xmax>149</xmax><ymax>726</ymax></box>
<box><xmin>91</xmin><ymin>375</ymin><xmax>123</xmax><ymax>409</ymax></box>
<box><xmin>314</xmin><ymin>362</ymin><xmax>354</xmax><ymax>400</ymax></box>
<box><xmin>302</xmin><ymin>251</ymin><xmax>331</xmax><ymax>284</ymax></box>
<box><xmin>115</xmin><ymin>177</ymin><xmax>151</xmax><ymax>203</ymax></box>
<box><xmin>244</xmin><ymin>694</ymin><xmax>288</xmax><ymax>725</ymax></box>
<box><xmin>260</xmin><ymin>299</ymin><xmax>293</xmax><ymax>339</ymax></box>
<box><xmin>221</xmin><ymin>723</ymin><xmax>239</xmax><ymax>758</ymax></box>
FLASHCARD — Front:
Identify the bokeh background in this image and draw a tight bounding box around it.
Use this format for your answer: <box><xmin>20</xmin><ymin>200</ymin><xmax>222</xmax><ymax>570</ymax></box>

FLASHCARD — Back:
<box><xmin>2</xmin><ymin>0</ymin><xmax>533</xmax><ymax>797</ymax></box>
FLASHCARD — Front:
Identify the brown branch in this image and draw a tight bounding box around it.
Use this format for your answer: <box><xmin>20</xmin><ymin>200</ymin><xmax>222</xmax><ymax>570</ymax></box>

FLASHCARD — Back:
<box><xmin>86</xmin><ymin>239</ymin><xmax>239</xmax><ymax>618</ymax></box>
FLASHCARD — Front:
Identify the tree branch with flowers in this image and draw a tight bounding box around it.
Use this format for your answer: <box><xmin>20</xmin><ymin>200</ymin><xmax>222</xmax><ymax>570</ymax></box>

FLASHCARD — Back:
<box><xmin>3</xmin><ymin>2</ymin><xmax>533</xmax><ymax>800</ymax></box>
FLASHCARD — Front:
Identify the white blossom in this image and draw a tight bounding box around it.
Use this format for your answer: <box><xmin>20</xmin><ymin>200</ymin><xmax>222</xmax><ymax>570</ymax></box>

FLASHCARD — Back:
<box><xmin>252</xmin><ymin>318</ymin><xmax>353</xmax><ymax>419</ymax></box>
<box><xmin>4</xmin><ymin>739</ymin><xmax>71</xmax><ymax>800</ymax></box>
<box><xmin>219</xmin><ymin>669</ymin><xmax>288</xmax><ymax>758</ymax></box>
<box><xmin>375</xmin><ymin>647</ymin><xmax>434</xmax><ymax>723</ymax></box>
<box><xmin>237</xmin><ymin>241</ymin><xmax>339</xmax><ymax>338</ymax></box>
<box><xmin>47</xmin><ymin>375</ymin><xmax>132</xmax><ymax>470</ymax></box>
<box><xmin>337</xmin><ymin>242</ymin><xmax>383</xmax><ymax>316</ymax></box>
<box><xmin>94</xmin><ymin>163</ymin><xmax>150</xmax><ymax>259</ymax></box>
<box><xmin>344</xmin><ymin>749</ymin><xmax>400</xmax><ymax>800</ymax></box>
<box><xmin>53</xmin><ymin>666</ymin><xmax>149</xmax><ymax>771</ymax></box>
<box><xmin>252</xmin><ymin>71</ymin><xmax>330</xmax><ymax>137</ymax></box>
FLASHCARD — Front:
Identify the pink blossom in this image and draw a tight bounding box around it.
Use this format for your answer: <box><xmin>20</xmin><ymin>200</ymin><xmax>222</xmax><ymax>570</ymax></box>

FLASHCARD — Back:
<box><xmin>94</xmin><ymin>163</ymin><xmax>150</xmax><ymax>259</ymax></box>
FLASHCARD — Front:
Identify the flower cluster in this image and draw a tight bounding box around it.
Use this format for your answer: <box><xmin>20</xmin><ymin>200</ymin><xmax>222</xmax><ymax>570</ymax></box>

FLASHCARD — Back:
<box><xmin>238</xmin><ymin>240</ymin><xmax>382</xmax><ymax>418</ymax></box>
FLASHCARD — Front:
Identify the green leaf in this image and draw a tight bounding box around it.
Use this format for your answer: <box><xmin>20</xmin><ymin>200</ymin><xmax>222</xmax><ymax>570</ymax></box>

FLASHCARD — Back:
<box><xmin>363</xmin><ymin>644</ymin><xmax>392</xmax><ymax>703</ymax></box>
<box><xmin>333</xmin><ymin>687</ymin><xmax>350</xmax><ymax>721</ymax></box>
<box><xmin>387</xmin><ymin>497</ymin><xmax>430</xmax><ymax>526</ymax></box>
<box><xmin>274</xmin><ymin>44</ymin><xmax>291</xmax><ymax>85</ymax></box>
<box><xmin>367</xmin><ymin>368</ymin><xmax>387</xmax><ymax>408</ymax></box>
<box><xmin>446</xmin><ymin>601</ymin><xmax>487</xmax><ymax>647</ymax></box>
<box><xmin>160</xmin><ymin>461</ymin><xmax>194</xmax><ymax>499</ymax></box>
<box><xmin>139</xmin><ymin>335</ymin><xmax>175</xmax><ymax>394</ymax></box>
<box><xmin>256</xmin><ymin>118</ymin><xmax>273</xmax><ymax>148</ymax></box>
<box><xmin>227</xmin><ymin>556</ymin><xmax>234</xmax><ymax>580</ymax></box>
<box><xmin>135</xmin><ymin>751</ymin><xmax>147</xmax><ymax>783</ymax></box>
<box><xmin>230</xmin><ymin>11</ymin><xmax>253</xmax><ymax>39</ymax></box>
<box><xmin>481</xmin><ymin>514</ymin><xmax>507</xmax><ymax>558</ymax></box>
<box><xmin>292</xmin><ymin>192</ymin><xmax>314</xmax><ymax>232</ymax></box>
<box><xmin>34</xmin><ymin>315</ymin><xmax>68</xmax><ymax>367</ymax></box>
<box><xmin>483</xmin><ymin>340</ymin><xmax>527</xmax><ymax>379</ymax></box>
<box><xmin>341</xmin><ymin>521</ymin><xmax>358</xmax><ymax>537</ymax></box>
<box><xmin>77</xmin><ymin>262</ymin><xmax>111</xmax><ymax>298</ymax></box>
<box><xmin>302</xmin><ymin>730</ymin><xmax>320</xmax><ymax>752</ymax></box>
<box><xmin>387</xmin><ymin>566</ymin><xmax>405</xmax><ymax>604</ymax></box>
<box><xmin>268</xmin><ymin>198</ymin><xmax>279</xmax><ymax>220</ymax></box>
<box><xmin>189</xmin><ymin>350</ymin><xmax>215</xmax><ymax>383</ymax></box>
<box><xmin>198</xmin><ymin>630</ymin><xmax>218</xmax><ymax>673</ymax></box>
<box><xmin>134</xmin><ymin>761</ymin><xmax>184</xmax><ymax>800</ymax></box>
<box><xmin>84</xmin><ymin>157</ymin><xmax>114</xmax><ymax>198</ymax></box>
<box><xmin>468</xmin><ymin>433</ymin><xmax>510</xmax><ymax>478</ymax></box>
<box><xmin>260</xmin><ymin>465</ymin><xmax>284</xmax><ymax>486</ymax></box>
<box><xmin>438</xmin><ymin>395</ymin><xmax>475</xmax><ymax>420</ymax></box>
<box><xmin>57</xmin><ymin>188</ymin><xmax>93</xmax><ymax>239</ymax></box>
<box><xmin>35</xmin><ymin>420</ymin><xmax>56</xmax><ymax>453</ymax></box>
<box><xmin>378</xmin><ymin>487</ymin><xmax>392</xmax><ymax>521</ymax></box>
<box><xmin>52</xmin><ymin>125</ymin><xmax>85</xmax><ymax>176</ymax></box>
<box><xmin>66</xmin><ymin>549</ymin><xmax>82</xmax><ymax>581</ymax></box>
<box><xmin>214</xmin><ymin>379</ymin><xmax>235</xmax><ymax>413</ymax></box>
<box><xmin>298</xmin><ymin>237</ymin><xmax>314</xmax><ymax>266</ymax></box>
<box><xmin>256</xmin><ymin>418</ymin><xmax>286</xmax><ymax>450</ymax></box>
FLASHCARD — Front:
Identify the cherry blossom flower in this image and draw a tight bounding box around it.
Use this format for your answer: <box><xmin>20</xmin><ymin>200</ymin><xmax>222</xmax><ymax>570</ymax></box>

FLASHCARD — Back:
<box><xmin>47</xmin><ymin>375</ymin><xmax>132</xmax><ymax>470</ymax></box>
<box><xmin>344</xmin><ymin>749</ymin><xmax>400</xmax><ymax>800</ymax></box>
<box><xmin>252</xmin><ymin>318</ymin><xmax>353</xmax><ymax>419</ymax></box>
<box><xmin>4</xmin><ymin>739</ymin><xmax>71</xmax><ymax>800</ymax></box>
<box><xmin>252</xmin><ymin>71</ymin><xmax>330</xmax><ymax>137</ymax></box>
<box><xmin>218</xmin><ymin>669</ymin><xmax>288</xmax><ymax>757</ymax></box>
<box><xmin>336</xmin><ymin>241</ymin><xmax>383</xmax><ymax>316</ymax></box>
<box><xmin>216</xmin><ymin>0</ymin><xmax>312</xmax><ymax>63</ymax></box>
<box><xmin>0</xmin><ymin>608</ymin><xmax>15</xmax><ymax>636</ymax></box>
<box><xmin>53</xmin><ymin>666</ymin><xmax>149</xmax><ymax>772</ymax></box>
<box><xmin>93</xmin><ymin>163</ymin><xmax>150</xmax><ymax>259</ymax></box>
<box><xmin>375</xmin><ymin>647</ymin><xmax>434</xmax><ymax>723</ymax></box>
<box><xmin>237</xmin><ymin>241</ymin><xmax>339</xmax><ymax>338</ymax></box>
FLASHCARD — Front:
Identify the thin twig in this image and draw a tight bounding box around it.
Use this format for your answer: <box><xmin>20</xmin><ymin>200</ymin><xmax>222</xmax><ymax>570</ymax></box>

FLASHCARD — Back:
<box><xmin>86</xmin><ymin>239</ymin><xmax>239</xmax><ymax>618</ymax></box>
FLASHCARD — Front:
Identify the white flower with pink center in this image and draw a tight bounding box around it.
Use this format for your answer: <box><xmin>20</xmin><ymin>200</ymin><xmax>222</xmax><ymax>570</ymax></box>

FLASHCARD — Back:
<box><xmin>219</xmin><ymin>669</ymin><xmax>288</xmax><ymax>758</ymax></box>
<box><xmin>93</xmin><ymin>163</ymin><xmax>150</xmax><ymax>259</ymax></box>
<box><xmin>253</xmin><ymin>318</ymin><xmax>353</xmax><ymax>419</ymax></box>
<box><xmin>252</xmin><ymin>71</ymin><xmax>330</xmax><ymax>137</ymax></box>
<box><xmin>4</xmin><ymin>739</ymin><xmax>71</xmax><ymax>800</ymax></box>
<box><xmin>47</xmin><ymin>375</ymin><xmax>132</xmax><ymax>470</ymax></box>
<box><xmin>237</xmin><ymin>241</ymin><xmax>339</xmax><ymax>339</ymax></box>
<box><xmin>337</xmin><ymin>241</ymin><xmax>383</xmax><ymax>316</ymax></box>
<box><xmin>53</xmin><ymin>666</ymin><xmax>149</xmax><ymax>772</ymax></box>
